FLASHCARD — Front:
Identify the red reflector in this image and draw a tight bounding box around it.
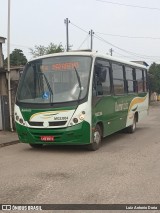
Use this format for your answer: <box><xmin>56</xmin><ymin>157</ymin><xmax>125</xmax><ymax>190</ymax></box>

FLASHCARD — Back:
<box><xmin>40</xmin><ymin>136</ymin><xmax>54</xmax><ymax>141</ymax></box>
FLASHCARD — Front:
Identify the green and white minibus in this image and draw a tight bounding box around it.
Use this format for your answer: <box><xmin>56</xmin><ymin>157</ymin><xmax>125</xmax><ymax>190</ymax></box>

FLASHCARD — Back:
<box><xmin>14</xmin><ymin>51</ymin><xmax>149</xmax><ymax>150</ymax></box>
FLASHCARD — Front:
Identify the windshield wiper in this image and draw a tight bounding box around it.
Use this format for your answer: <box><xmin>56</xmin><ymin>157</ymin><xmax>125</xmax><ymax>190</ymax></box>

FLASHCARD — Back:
<box><xmin>74</xmin><ymin>66</ymin><xmax>83</xmax><ymax>101</ymax></box>
<box><xmin>39</xmin><ymin>72</ymin><xmax>53</xmax><ymax>103</ymax></box>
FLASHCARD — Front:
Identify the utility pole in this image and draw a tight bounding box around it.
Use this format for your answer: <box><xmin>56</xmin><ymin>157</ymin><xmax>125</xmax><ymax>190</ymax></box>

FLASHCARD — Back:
<box><xmin>7</xmin><ymin>0</ymin><xmax>13</xmax><ymax>131</ymax></box>
<box><xmin>109</xmin><ymin>48</ymin><xmax>114</xmax><ymax>56</ymax></box>
<box><xmin>64</xmin><ymin>18</ymin><xmax>70</xmax><ymax>52</ymax></box>
<box><xmin>89</xmin><ymin>30</ymin><xmax>94</xmax><ymax>51</ymax></box>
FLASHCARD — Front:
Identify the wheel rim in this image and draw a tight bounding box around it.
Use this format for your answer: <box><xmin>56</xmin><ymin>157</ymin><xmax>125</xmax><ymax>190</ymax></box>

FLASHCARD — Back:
<box><xmin>93</xmin><ymin>130</ymin><xmax>101</xmax><ymax>144</ymax></box>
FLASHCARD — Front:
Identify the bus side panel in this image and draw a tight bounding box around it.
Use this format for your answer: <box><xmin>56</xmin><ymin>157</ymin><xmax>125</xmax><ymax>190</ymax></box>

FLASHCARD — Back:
<box><xmin>92</xmin><ymin>96</ymin><xmax>127</xmax><ymax>137</ymax></box>
<box><xmin>126</xmin><ymin>93</ymin><xmax>149</xmax><ymax>127</ymax></box>
<box><xmin>92</xmin><ymin>93</ymin><xmax>148</xmax><ymax>137</ymax></box>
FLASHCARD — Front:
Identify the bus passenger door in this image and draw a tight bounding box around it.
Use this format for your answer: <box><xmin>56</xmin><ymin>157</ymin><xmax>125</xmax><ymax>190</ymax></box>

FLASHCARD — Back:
<box><xmin>92</xmin><ymin>60</ymin><xmax>116</xmax><ymax>137</ymax></box>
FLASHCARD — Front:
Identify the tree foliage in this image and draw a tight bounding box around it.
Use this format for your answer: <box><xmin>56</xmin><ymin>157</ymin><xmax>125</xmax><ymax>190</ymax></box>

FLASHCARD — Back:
<box><xmin>4</xmin><ymin>49</ymin><xmax>27</xmax><ymax>66</ymax></box>
<box><xmin>148</xmin><ymin>62</ymin><xmax>160</xmax><ymax>93</ymax></box>
<box><xmin>30</xmin><ymin>43</ymin><xmax>64</xmax><ymax>58</ymax></box>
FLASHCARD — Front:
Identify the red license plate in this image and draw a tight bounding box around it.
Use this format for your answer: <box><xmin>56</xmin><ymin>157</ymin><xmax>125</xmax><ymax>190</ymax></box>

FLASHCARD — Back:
<box><xmin>40</xmin><ymin>136</ymin><xmax>54</xmax><ymax>142</ymax></box>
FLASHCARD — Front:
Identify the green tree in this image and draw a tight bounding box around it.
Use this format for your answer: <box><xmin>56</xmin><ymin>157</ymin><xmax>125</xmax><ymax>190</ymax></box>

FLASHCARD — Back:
<box><xmin>30</xmin><ymin>43</ymin><xmax>64</xmax><ymax>58</ymax></box>
<box><xmin>148</xmin><ymin>62</ymin><xmax>160</xmax><ymax>93</ymax></box>
<box><xmin>4</xmin><ymin>49</ymin><xmax>27</xmax><ymax>66</ymax></box>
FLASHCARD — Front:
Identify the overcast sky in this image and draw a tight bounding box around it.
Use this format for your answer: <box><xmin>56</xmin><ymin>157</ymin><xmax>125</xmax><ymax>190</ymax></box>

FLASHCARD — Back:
<box><xmin>0</xmin><ymin>0</ymin><xmax>160</xmax><ymax>64</ymax></box>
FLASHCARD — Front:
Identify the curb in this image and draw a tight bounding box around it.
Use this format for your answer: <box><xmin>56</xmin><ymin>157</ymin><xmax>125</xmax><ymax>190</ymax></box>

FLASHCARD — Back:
<box><xmin>0</xmin><ymin>140</ymin><xmax>19</xmax><ymax>148</ymax></box>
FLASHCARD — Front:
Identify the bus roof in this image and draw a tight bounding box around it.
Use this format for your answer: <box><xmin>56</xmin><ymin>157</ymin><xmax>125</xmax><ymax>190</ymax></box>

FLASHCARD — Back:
<box><xmin>29</xmin><ymin>51</ymin><xmax>147</xmax><ymax>69</ymax></box>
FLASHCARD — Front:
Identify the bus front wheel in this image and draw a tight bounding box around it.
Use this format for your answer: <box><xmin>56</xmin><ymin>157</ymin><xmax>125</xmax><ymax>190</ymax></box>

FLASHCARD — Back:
<box><xmin>88</xmin><ymin>125</ymin><xmax>102</xmax><ymax>151</ymax></box>
<box><xmin>29</xmin><ymin>144</ymin><xmax>43</xmax><ymax>148</ymax></box>
<box><xmin>126</xmin><ymin>116</ymin><xmax>136</xmax><ymax>133</ymax></box>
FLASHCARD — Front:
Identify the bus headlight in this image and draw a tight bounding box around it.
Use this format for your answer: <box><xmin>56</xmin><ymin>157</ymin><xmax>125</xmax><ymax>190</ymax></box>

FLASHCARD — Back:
<box><xmin>14</xmin><ymin>113</ymin><xmax>25</xmax><ymax>126</ymax></box>
<box><xmin>70</xmin><ymin>111</ymin><xmax>86</xmax><ymax>126</ymax></box>
<box><xmin>14</xmin><ymin>105</ymin><xmax>26</xmax><ymax>126</ymax></box>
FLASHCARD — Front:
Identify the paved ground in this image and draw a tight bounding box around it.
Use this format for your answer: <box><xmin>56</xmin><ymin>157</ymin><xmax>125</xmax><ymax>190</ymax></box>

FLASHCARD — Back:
<box><xmin>0</xmin><ymin>131</ymin><xmax>19</xmax><ymax>147</ymax></box>
<box><xmin>0</xmin><ymin>102</ymin><xmax>160</xmax><ymax>213</ymax></box>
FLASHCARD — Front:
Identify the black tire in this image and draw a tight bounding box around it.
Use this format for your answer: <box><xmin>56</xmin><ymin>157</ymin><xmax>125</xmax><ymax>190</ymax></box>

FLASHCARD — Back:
<box><xmin>29</xmin><ymin>144</ymin><xmax>43</xmax><ymax>148</ymax></box>
<box><xmin>88</xmin><ymin>124</ymin><xmax>102</xmax><ymax>151</ymax></box>
<box><xmin>126</xmin><ymin>116</ymin><xmax>136</xmax><ymax>133</ymax></box>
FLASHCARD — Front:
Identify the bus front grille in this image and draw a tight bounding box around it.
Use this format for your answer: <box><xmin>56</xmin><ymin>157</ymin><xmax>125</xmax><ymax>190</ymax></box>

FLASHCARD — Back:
<box><xmin>28</xmin><ymin>121</ymin><xmax>67</xmax><ymax>127</ymax></box>
<box><xmin>28</xmin><ymin>122</ymin><xmax>43</xmax><ymax>126</ymax></box>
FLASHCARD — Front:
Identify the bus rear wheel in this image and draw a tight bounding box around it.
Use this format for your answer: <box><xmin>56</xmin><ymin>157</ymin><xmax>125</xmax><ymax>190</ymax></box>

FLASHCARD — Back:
<box><xmin>126</xmin><ymin>116</ymin><xmax>136</xmax><ymax>133</ymax></box>
<box><xmin>29</xmin><ymin>144</ymin><xmax>43</xmax><ymax>148</ymax></box>
<box><xmin>88</xmin><ymin>124</ymin><xmax>102</xmax><ymax>151</ymax></box>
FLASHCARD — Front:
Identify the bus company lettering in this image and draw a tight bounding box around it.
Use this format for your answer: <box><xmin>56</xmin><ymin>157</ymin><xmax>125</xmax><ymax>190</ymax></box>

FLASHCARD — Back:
<box><xmin>115</xmin><ymin>102</ymin><xmax>128</xmax><ymax>112</ymax></box>
<box><xmin>54</xmin><ymin>117</ymin><xmax>68</xmax><ymax>121</ymax></box>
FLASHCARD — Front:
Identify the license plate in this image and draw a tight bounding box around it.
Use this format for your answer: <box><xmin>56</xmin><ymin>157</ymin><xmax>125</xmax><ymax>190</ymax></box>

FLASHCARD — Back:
<box><xmin>40</xmin><ymin>136</ymin><xmax>54</xmax><ymax>141</ymax></box>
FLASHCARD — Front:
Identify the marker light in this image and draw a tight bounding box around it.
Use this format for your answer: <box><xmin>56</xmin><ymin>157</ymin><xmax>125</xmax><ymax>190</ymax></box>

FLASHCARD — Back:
<box><xmin>79</xmin><ymin>111</ymin><xmax>86</xmax><ymax>120</ymax></box>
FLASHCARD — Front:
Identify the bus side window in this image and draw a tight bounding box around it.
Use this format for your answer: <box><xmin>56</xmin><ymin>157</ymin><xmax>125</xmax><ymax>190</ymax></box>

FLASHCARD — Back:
<box><xmin>93</xmin><ymin>59</ymin><xmax>110</xmax><ymax>96</ymax></box>
<box><xmin>112</xmin><ymin>63</ymin><xmax>124</xmax><ymax>95</ymax></box>
<box><xmin>136</xmin><ymin>69</ymin><xmax>143</xmax><ymax>93</ymax></box>
<box><xmin>101</xmin><ymin>67</ymin><xmax>111</xmax><ymax>95</ymax></box>
<box><xmin>125</xmin><ymin>66</ymin><xmax>134</xmax><ymax>93</ymax></box>
<box><xmin>93</xmin><ymin>65</ymin><xmax>104</xmax><ymax>96</ymax></box>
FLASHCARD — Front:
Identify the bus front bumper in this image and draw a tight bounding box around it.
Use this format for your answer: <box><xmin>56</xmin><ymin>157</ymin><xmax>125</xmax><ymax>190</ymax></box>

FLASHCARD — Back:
<box><xmin>16</xmin><ymin>121</ymin><xmax>91</xmax><ymax>145</ymax></box>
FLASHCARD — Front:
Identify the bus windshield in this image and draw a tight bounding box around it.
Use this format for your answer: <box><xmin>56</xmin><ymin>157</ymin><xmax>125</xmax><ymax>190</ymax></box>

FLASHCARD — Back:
<box><xmin>17</xmin><ymin>56</ymin><xmax>92</xmax><ymax>104</ymax></box>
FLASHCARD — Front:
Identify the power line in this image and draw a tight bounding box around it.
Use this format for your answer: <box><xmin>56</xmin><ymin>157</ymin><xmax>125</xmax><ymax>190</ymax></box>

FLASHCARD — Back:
<box><xmin>113</xmin><ymin>50</ymin><xmax>141</xmax><ymax>59</ymax></box>
<box><xmin>69</xmin><ymin>21</ymin><xmax>160</xmax><ymax>60</ymax></box>
<box><xmin>94</xmin><ymin>33</ymin><xmax>160</xmax><ymax>59</ymax></box>
<box><xmin>113</xmin><ymin>51</ymin><xmax>129</xmax><ymax>58</ymax></box>
<box><xmin>95</xmin><ymin>32</ymin><xmax>160</xmax><ymax>40</ymax></box>
<box><xmin>114</xmin><ymin>50</ymin><xmax>158</xmax><ymax>62</ymax></box>
<box><xmin>70</xmin><ymin>21</ymin><xmax>95</xmax><ymax>50</ymax></box>
<box><xmin>96</xmin><ymin>0</ymin><xmax>160</xmax><ymax>11</ymax></box>
<box><xmin>78</xmin><ymin>34</ymin><xmax>90</xmax><ymax>49</ymax></box>
<box><xmin>70</xmin><ymin>21</ymin><xmax>88</xmax><ymax>34</ymax></box>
